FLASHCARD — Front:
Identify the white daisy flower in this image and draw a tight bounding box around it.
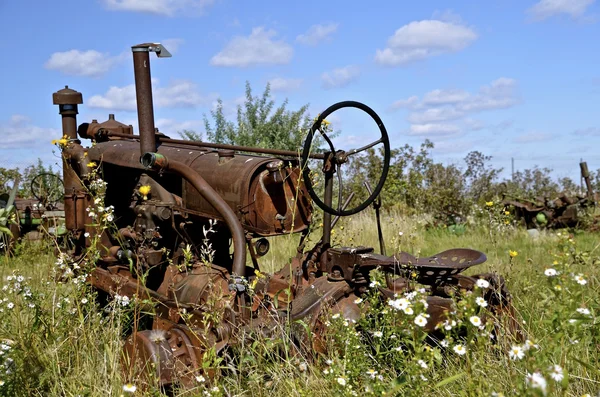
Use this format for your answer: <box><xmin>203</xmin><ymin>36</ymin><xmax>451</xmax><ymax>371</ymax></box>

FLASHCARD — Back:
<box><xmin>526</xmin><ymin>371</ymin><xmax>547</xmax><ymax>395</ymax></box>
<box><xmin>476</xmin><ymin>279</ymin><xmax>490</xmax><ymax>289</ymax></box>
<box><xmin>573</xmin><ymin>274</ymin><xmax>587</xmax><ymax>285</ymax></box>
<box><xmin>388</xmin><ymin>298</ymin><xmax>410</xmax><ymax>311</ymax></box>
<box><xmin>469</xmin><ymin>316</ymin><xmax>482</xmax><ymax>327</ymax></box>
<box><xmin>544</xmin><ymin>268</ymin><xmax>557</xmax><ymax>277</ymax></box>
<box><xmin>123</xmin><ymin>383</ymin><xmax>137</xmax><ymax>393</ymax></box>
<box><xmin>508</xmin><ymin>345</ymin><xmax>524</xmax><ymax>360</ymax></box>
<box><xmin>366</xmin><ymin>369</ymin><xmax>377</xmax><ymax>379</ymax></box>
<box><xmin>373</xmin><ymin>331</ymin><xmax>383</xmax><ymax>338</ymax></box>
<box><xmin>354</xmin><ymin>297</ymin><xmax>363</xmax><ymax>304</ymax></box>
<box><xmin>196</xmin><ymin>375</ymin><xmax>205</xmax><ymax>383</ymax></box>
<box><xmin>337</xmin><ymin>377</ymin><xmax>347</xmax><ymax>386</ymax></box>
<box><xmin>475</xmin><ymin>297</ymin><xmax>488</xmax><ymax>307</ymax></box>
<box><xmin>417</xmin><ymin>359</ymin><xmax>428</xmax><ymax>369</ymax></box>
<box><xmin>453</xmin><ymin>344</ymin><xmax>467</xmax><ymax>355</ymax></box>
<box><xmin>549</xmin><ymin>365</ymin><xmax>563</xmax><ymax>382</ymax></box>
<box><xmin>414</xmin><ymin>314</ymin><xmax>428</xmax><ymax>327</ymax></box>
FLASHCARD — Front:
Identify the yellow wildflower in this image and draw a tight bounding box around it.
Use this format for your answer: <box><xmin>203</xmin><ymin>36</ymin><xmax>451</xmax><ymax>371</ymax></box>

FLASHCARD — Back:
<box><xmin>504</xmin><ymin>220</ymin><xmax>510</xmax><ymax>225</ymax></box>
<box><xmin>509</xmin><ymin>250</ymin><xmax>518</xmax><ymax>258</ymax></box>
<box><xmin>52</xmin><ymin>135</ymin><xmax>70</xmax><ymax>148</ymax></box>
<box><xmin>486</xmin><ymin>201</ymin><xmax>494</xmax><ymax>207</ymax></box>
<box><xmin>504</xmin><ymin>211</ymin><xmax>510</xmax><ymax>215</ymax></box>
<box><xmin>87</xmin><ymin>162</ymin><xmax>97</xmax><ymax>168</ymax></box>
<box><xmin>139</xmin><ymin>185</ymin><xmax>151</xmax><ymax>200</ymax></box>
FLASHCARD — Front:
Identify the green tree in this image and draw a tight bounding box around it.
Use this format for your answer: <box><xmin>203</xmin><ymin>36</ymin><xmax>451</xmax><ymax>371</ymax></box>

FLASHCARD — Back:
<box><xmin>504</xmin><ymin>166</ymin><xmax>560</xmax><ymax>199</ymax></box>
<box><xmin>181</xmin><ymin>81</ymin><xmax>312</xmax><ymax>152</ymax></box>
<box><xmin>0</xmin><ymin>167</ymin><xmax>21</xmax><ymax>194</ymax></box>
<box><xmin>463</xmin><ymin>151</ymin><xmax>503</xmax><ymax>203</ymax></box>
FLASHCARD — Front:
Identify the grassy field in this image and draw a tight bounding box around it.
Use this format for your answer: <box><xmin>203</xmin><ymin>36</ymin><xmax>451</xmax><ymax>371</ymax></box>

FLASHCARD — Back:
<box><xmin>0</xmin><ymin>210</ymin><xmax>598</xmax><ymax>396</ymax></box>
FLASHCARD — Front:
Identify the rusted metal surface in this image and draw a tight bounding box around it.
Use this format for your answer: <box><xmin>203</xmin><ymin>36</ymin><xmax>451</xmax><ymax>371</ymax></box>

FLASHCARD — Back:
<box><xmin>55</xmin><ymin>41</ymin><xmax>523</xmax><ymax>389</ymax></box>
<box><xmin>87</xmin><ymin>140</ymin><xmax>312</xmax><ymax>236</ymax></box>
<box><xmin>103</xmin><ymin>131</ymin><xmax>327</xmax><ymax>160</ymax></box>
<box><xmin>82</xmin><ymin>114</ymin><xmax>133</xmax><ymax>140</ymax></box>
<box><xmin>133</xmin><ymin>45</ymin><xmax>157</xmax><ymax>156</ymax></box>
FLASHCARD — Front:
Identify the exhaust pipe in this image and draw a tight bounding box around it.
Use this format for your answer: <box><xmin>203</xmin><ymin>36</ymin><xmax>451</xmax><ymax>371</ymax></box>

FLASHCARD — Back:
<box><xmin>131</xmin><ymin>43</ymin><xmax>171</xmax><ymax>159</ymax></box>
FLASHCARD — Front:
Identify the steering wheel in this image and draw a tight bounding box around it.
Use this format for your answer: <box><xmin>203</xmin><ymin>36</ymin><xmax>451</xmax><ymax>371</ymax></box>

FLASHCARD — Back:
<box><xmin>301</xmin><ymin>101</ymin><xmax>391</xmax><ymax>216</ymax></box>
<box><xmin>31</xmin><ymin>173</ymin><xmax>64</xmax><ymax>208</ymax></box>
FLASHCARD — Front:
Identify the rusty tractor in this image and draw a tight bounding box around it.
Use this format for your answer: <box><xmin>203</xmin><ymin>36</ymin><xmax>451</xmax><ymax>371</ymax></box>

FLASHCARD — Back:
<box><xmin>54</xmin><ymin>42</ymin><xmax>523</xmax><ymax>389</ymax></box>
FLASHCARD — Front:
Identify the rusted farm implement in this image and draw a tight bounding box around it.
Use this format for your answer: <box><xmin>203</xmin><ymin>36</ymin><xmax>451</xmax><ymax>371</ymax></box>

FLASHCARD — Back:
<box><xmin>53</xmin><ymin>42</ymin><xmax>522</xmax><ymax>388</ymax></box>
<box><xmin>0</xmin><ymin>173</ymin><xmax>66</xmax><ymax>251</ymax></box>
<box><xmin>502</xmin><ymin>162</ymin><xmax>597</xmax><ymax>229</ymax></box>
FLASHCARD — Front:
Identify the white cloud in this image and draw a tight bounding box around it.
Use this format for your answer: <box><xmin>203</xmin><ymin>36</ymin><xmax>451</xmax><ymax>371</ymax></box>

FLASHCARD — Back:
<box><xmin>394</xmin><ymin>78</ymin><xmax>518</xmax><ymax>124</ymax></box>
<box><xmin>101</xmin><ymin>0</ymin><xmax>214</xmax><ymax>16</ymax></box>
<box><xmin>527</xmin><ymin>0</ymin><xmax>595</xmax><ymax>20</ymax></box>
<box><xmin>296</xmin><ymin>23</ymin><xmax>339</xmax><ymax>46</ymax></box>
<box><xmin>390</xmin><ymin>96</ymin><xmax>419</xmax><ymax>110</ymax></box>
<box><xmin>44</xmin><ymin>50</ymin><xmax>125</xmax><ymax>78</ymax></box>
<box><xmin>375</xmin><ymin>19</ymin><xmax>477</xmax><ymax>66</ymax></box>
<box><xmin>0</xmin><ymin>115</ymin><xmax>59</xmax><ymax>149</ymax></box>
<box><xmin>321</xmin><ymin>65</ymin><xmax>360</xmax><ymax>89</ymax></box>
<box><xmin>268</xmin><ymin>77</ymin><xmax>303</xmax><ymax>92</ymax></box>
<box><xmin>408</xmin><ymin>123</ymin><xmax>460</xmax><ymax>136</ymax></box>
<box><xmin>88</xmin><ymin>79</ymin><xmax>209</xmax><ymax>111</ymax></box>
<box><xmin>514</xmin><ymin>131</ymin><xmax>554</xmax><ymax>143</ymax></box>
<box><xmin>210</xmin><ymin>27</ymin><xmax>293</xmax><ymax>67</ymax></box>
<box><xmin>422</xmin><ymin>89</ymin><xmax>471</xmax><ymax>106</ymax></box>
<box><xmin>459</xmin><ymin>78</ymin><xmax>518</xmax><ymax>112</ymax></box>
<box><xmin>392</xmin><ymin>78</ymin><xmax>518</xmax><ymax>138</ymax></box>
<box><xmin>573</xmin><ymin>126</ymin><xmax>600</xmax><ymax>136</ymax></box>
<box><xmin>464</xmin><ymin>118</ymin><xmax>485</xmax><ymax>131</ymax></box>
<box><xmin>407</xmin><ymin>107</ymin><xmax>464</xmax><ymax>124</ymax></box>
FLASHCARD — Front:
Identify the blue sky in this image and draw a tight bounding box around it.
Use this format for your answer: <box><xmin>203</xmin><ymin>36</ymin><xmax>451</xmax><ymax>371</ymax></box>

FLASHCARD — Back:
<box><xmin>1</xmin><ymin>0</ymin><xmax>599</xmax><ymax>182</ymax></box>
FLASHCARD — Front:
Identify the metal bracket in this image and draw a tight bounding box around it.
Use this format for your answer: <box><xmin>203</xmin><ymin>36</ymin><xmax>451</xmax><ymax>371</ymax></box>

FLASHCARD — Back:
<box><xmin>131</xmin><ymin>43</ymin><xmax>172</xmax><ymax>58</ymax></box>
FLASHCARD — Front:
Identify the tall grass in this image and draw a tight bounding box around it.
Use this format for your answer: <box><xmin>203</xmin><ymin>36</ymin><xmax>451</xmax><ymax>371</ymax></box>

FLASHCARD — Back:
<box><xmin>0</xmin><ymin>210</ymin><xmax>598</xmax><ymax>396</ymax></box>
